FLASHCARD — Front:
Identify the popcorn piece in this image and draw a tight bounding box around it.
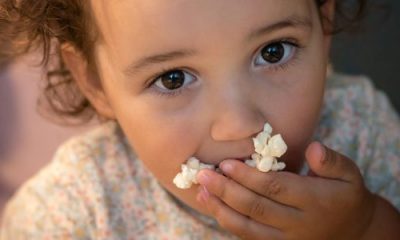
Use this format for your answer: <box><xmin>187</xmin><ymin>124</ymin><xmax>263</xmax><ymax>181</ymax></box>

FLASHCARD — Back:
<box><xmin>247</xmin><ymin>122</ymin><xmax>287</xmax><ymax>172</ymax></box>
<box><xmin>173</xmin><ymin>157</ymin><xmax>214</xmax><ymax>189</ymax></box>
<box><xmin>271</xmin><ymin>161</ymin><xmax>286</xmax><ymax>171</ymax></box>
<box><xmin>263</xmin><ymin>123</ymin><xmax>273</xmax><ymax>134</ymax></box>
<box><xmin>251</xmin><ymin>153</ymin><xmax>262</xmax><ymax>162</ymax></box>
<box><xmin>253</xmin><ymin>131</ymin><xmax>270</xmax><ymax>154</ymax></box>
<box><xmin>268</xmin><ymin>134</ymin><xmax>287</xmax><ymax>158</ymax></box>
<box><xmin>187</xmin><ymin>157</ymin><xmax>200</xmax><ymax>169</ymax></box>
<box><xmin>257</xmin><ymin>156</ymin><xmax>274</xmax><ymax>172</ymax></box>
<box><xmin>245</xmin><ymin>159</ymin><xmax>257</xmax><ymax>168</ymax></box>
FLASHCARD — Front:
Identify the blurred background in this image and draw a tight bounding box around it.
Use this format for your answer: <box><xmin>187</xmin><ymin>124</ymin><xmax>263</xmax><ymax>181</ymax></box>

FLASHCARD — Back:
<box><xmin>0</xmin><ymin>58</ymin><xmax>91</xmax><ymax>219</ymax></box>
<box><xmin>331</xmin><ymin>0</ymin><xmax>400</xmax><ymax>112</ymax></box>
<box><xmin>0</xmin><ymin>0</ymin><xmax>399</xmax><ymax>220</ymax></box>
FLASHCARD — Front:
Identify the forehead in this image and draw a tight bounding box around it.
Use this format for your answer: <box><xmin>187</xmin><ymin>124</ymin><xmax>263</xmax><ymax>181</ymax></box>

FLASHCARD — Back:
<box><xmin>91</xmin><ymin>0</ymin><xmax>316</xmax><ymax>63</ymax></box>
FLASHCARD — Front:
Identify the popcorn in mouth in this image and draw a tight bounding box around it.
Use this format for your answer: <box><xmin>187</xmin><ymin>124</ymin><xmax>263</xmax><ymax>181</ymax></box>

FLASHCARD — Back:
<box><xmin>173</xmin><ymin>157</ymin><xmax>215</xmax><ymax>189</ymax></box>
<box><xmin>173</xmin><ymin>122</ymin><xmax>287</xmax><ymax>189</ymax></box>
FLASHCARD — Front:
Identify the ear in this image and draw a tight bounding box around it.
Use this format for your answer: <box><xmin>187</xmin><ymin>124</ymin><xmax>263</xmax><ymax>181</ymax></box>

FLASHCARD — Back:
<box><xmin>61</xmin><ymin>44</ymin><xmax>116</xmax><ymax>119</ymax></box>
<box><xmin>318</xmin><ymin>0</ymin><xmax>336</xmax><ymax>58</ymax></box>
<box><xmin>320</xmin><ymin>0</ymin><xmax>336</xmax><ymax>32</ymax></box>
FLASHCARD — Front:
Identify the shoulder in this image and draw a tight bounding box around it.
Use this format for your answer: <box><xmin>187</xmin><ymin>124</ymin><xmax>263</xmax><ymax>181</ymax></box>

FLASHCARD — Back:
<box><xmin>317</xmin><ymin>72</ymin><xmax>400</xmax><ymax>151</ymax></box>
<box><xmin>324</xmin><ymin>72</ymin><xmax>387</xmax><ymax>117</ymax></box>
<box><xmin>324</xmin><ymin>72</ymin><xmax>399</xmax><ymax>122</ymax></box>
<box><xmin>36</xmin><ymin>121</ymin><xmax>134</xmax><ymax>193</ymax></box>
<box><xmin>316</xmin><ymin>72</ymin><xmax>400</xmax><ymax>210</ymax></box>
<box><xmin>57</xmin><ymin>120</ymin><xmax>131</xmax><ymax>161</ymax></box>
<box><xmin>0</xmin><ymin>121</ymin><xmax>135</xmax><ymax>239</ymax></box>
<box><xmin>321</xmin><ymin>71</ymin><xmax>400</xmax><ymax>159</ymax></box>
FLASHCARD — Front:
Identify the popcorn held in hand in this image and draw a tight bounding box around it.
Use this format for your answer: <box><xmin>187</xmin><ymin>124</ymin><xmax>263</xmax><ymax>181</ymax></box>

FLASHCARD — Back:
<box><xmin>173</xmin><ymin>157</ymin><xmax>215</xmax><ymax>189</ymax></box>
<box><xmin>245</xmin><ymin>122</ymin><xmax>287</xmax><ymax>172</ymax></box>
<box><xmin>173</xmin><ymin>122</ymin><xmax>287</xmax><ymax>189</ymax></box>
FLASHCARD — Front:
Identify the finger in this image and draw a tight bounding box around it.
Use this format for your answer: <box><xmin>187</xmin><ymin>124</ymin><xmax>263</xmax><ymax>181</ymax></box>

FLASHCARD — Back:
<box><xmin>305</xmin><ymin>141</ymin><xmax>362</xmax><ymax>183</ymax></box>
<box><xmin>196</xmin><ymin>169</ymin><xmax>300</xmax><ymax>227</ymax></box>
<box><xmin>219</xmin><ymin>160</ymin><xmax>312</xmax><ymax>208</ymax></box>
<box><xmin>197</xmin><ymin>187</ymin><xmax>283</xmax><ymax>240</ymax></box>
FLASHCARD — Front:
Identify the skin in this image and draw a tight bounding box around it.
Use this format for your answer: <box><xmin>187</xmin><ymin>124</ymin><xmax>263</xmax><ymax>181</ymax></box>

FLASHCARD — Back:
<box><xmin>61</xmin><ymin>0</ymin><xmax>400</xmax><ymax>238</ymax></box>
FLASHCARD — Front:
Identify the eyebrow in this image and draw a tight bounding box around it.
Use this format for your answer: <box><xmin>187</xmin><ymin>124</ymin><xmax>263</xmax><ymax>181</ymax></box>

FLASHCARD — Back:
<box><xmin>247</xmin><ymin>15</ymin><xmax>313</xmax><ymax>42</ymax></box>
<box><xmin>124</xmin><ymin>50</ymin><xmax>197</xmax><ymax>76</ymax></box>
<box><xmin>124</xmin><ymin>14</ymin><xmax>312</xmax><ymax>76</ymax></box>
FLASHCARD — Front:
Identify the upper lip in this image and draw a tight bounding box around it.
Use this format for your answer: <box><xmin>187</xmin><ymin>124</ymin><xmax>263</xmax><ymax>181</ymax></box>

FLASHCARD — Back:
<box><xmin>195</xmin><ymin>151</ymin><xmax>254</xmax><ymax>165</ymax></box>
<box><xmin>225</xmin><ymin>156</ymin><xmax>252</xmax><ymax>162</ymax></box>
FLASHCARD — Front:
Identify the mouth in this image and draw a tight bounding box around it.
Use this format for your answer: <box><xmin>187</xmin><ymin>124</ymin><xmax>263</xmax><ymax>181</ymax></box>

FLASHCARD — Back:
<box><xmin>215</xmin><ymin>155</ymin><xmax>252</xmax><ymax>169</ymax></box>
<box><xmin>225</xmin><ymin>155</ymin><xmax>252</xmax><ymax>162</ymax></box>
<box><xmin>190</xmin><ymin>154</ymin><xmax>253</xmax><ymax>169</ymax></box>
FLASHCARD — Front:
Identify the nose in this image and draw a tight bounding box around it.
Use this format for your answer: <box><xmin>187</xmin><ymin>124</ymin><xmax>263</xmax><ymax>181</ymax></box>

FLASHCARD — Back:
<box><xmin>210</xmin><ymin>83</ymin><xmax>265</xmax><ymax>142</ymax></box>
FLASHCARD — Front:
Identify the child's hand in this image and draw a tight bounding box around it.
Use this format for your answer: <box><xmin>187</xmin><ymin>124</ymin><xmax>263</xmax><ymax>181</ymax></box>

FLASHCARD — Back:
<box><xmin>196</xmin><ymin>142</ymin><xmax>376</xmax><ymax>240</ymax></box>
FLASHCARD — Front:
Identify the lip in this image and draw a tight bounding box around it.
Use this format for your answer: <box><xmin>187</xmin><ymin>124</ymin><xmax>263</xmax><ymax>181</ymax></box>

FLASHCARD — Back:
<box><xmin>193</xmin><ymin>154</ymin><xmax>253</xmax><ymax>166</ymax></box>
<box><xmin>225</xmin><ymin>156</ymin><xmax>252</xmax><ymax>162</ymax></box>
<box><xmin>215</xmin><ymin>156</ymin><xmax>251</xmax><ymax>169</ymax></box>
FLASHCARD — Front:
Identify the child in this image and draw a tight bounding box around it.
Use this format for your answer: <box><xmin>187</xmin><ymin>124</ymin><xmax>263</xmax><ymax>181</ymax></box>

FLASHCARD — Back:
<box><xmin>1</xmin><ymin>0</ymin><xmax>399</xmax><ymax>239</ymax></box>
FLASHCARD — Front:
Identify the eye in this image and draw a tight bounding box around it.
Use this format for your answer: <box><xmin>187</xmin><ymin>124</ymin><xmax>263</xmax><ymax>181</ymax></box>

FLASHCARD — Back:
<box><xmin>254</xmin><ymin>41</ymin><xmax>297</xmax><ymax>67</ymax></box>
<box><xmin>153</xmin><ymin>69</ymin><xmax>196</xmax><ymax>92</ymax></box>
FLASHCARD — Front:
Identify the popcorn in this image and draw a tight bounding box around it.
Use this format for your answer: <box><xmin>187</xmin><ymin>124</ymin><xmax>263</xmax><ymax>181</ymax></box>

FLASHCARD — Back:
<box><xmin>173</xmin><ymin>122</ymin><xmax>287</xmax><ymax>189</ymax></box>
<box><xmin>244</xmin><ymin>123</ymin><xmax>287</xmax><ymax>172</ymax></box>
<box><xmin>173</xmin><ymin>157</ymin><xmax>215</xmax><ymax>189</ymax></box>
<box><xmin>268</xmin><ymin>134</ymin><xmax>287</xmax><ymax>157</ymax></box>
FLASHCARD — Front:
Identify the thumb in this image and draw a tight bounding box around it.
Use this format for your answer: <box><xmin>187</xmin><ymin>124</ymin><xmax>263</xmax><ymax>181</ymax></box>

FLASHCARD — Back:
<box><xmin>305</xmin><ymin>141</ymin><xmax>361</xmax><ymax>183</ymax></box>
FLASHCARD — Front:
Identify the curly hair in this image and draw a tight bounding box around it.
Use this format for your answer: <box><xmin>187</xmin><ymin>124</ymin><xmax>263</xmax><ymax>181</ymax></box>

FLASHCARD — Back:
<box><xmin>0</xmin><ymin>0</ymin><xmax>368</xmax><ymax>124</ymax></box>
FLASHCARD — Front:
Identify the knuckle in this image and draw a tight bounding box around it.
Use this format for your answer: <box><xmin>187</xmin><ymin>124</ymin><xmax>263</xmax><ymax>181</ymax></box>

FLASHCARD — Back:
<box><xmin>217</xmin><ymin>220</ymin><xmax>233</xmax><ymax>234</ymax></box>
<box><xmin>218</xmin><ymin>178</ymin><xmax>234</xmax><ymax>200</ymax></box>
<box><xmin>213</xmin><ymin>204</ymin><xmax>224</xmax><ymax>222</ymax></box>
<box><xmin>216</xmin><ymin>178</ymin><xmax>228</xmax><ymax>199</ymax></box>
<box><xmin>230</xmin><ymin>222</ymin><xmax>253</xmax><ymax>240</ymax></box>
<box><xmin>324</xmin><ymin>147</ymin><xmax>339</xmax><ymax>167</ymax></box>
<box><xmin>216</xmin><ymin>214</ymin><xmax>230</xmax><ymax>229</ymax></box>
<box><xmin>260</xmin><ymin>176</ymin><xmax>283</xmax><ymax>198</ymax></box>
<box><xmin>249</xmin><ymin>198</ymin><xmax>266</xmax><ymax>217</ymax></box>
<box><xmin>214</xmin><ymin>210</ymin><xmax>236</xmax><ymax>233</ymax></box>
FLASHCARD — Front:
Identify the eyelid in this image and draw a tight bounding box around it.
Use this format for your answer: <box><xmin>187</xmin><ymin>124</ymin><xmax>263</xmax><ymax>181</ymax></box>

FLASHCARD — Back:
<box><xmin>256</xmin><ymin>38</ymin><xmax>300</xmax><ymax>54</ymax></box>
<box><xmin>252</xmin><ymin>38</ymin><xmax>301</xmax><ymax>68</ymax></box>
<box><xmin>146</xmin><ymin>66</ymin><xmax>197</xmax><ymax>88</ymax></box>
<box><xmin>146</xmin><ymin>67</ymin><xmax>199</xmax><ymax>98</ymax></box>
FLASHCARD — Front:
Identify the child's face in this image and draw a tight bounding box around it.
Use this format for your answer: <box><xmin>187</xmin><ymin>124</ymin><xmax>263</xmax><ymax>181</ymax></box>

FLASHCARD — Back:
<box><xmin>89</xmin><ymin>0</ymin><xmax>331</xmax><ymax>214</ymax></box>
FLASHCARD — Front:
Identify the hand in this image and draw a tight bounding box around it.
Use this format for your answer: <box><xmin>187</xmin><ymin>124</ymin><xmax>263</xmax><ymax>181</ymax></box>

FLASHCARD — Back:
<box><xmin>196</xmin><ymin>142</ymin><xmax>376</xmax><ymax>240</ymax></box>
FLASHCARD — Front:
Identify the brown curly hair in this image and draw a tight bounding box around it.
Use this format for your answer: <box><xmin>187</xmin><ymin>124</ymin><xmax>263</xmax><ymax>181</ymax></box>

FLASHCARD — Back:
<box><xmin>0</xmin><ymin>0</ymin><xmax>367</xmax><ymax>124</ymax></box>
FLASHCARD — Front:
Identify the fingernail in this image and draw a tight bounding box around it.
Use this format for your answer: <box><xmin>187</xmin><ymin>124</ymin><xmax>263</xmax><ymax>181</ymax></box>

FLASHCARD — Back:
<box><xmin>315</xmin><ymin>142</ymin><xmax>326</xmax><ymax>163</ymax></box>
<box><xmin>219</xmin><ymin>162</ymin><xmax>233</xmax><ymax>173</ymax></box>
<box><xmin>196</xmin><ymin>170</ymin><xmax>210</xmax><ymax>185</ymax></box>
<box><xmin>197</xmin><ymin>186</ymin><xmax>209</xmax><ymax>204</ymax></box>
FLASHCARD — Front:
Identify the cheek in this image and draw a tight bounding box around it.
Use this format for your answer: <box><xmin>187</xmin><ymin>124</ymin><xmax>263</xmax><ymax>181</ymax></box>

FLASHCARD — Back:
<box><xmin>95</xmin><ymin>52</ymin><xmax>216</xmax><ymax>213</ymax></box>
<box><xmin>114</xmin><ymin>103</ymin><xmax>201</xmax><ymax>185</ymax></box>
<box><xmin>114</xmin><ymin>106</ymin><xmax>207</xmax><ymax>214</ymax></box>
<box><xmin>262</xmin><ymin>67</ymin><xmax>326</xmax><ymax>171</ymax></box>
<box><xmin>97</xmin><ymin>50</ymin><xmax>204</xmax><ymax>188</ymax></box>
<box><xmin>277</xmin><ymin>95</ymin><xmax>323</xmax><ymax>171</ymax></box>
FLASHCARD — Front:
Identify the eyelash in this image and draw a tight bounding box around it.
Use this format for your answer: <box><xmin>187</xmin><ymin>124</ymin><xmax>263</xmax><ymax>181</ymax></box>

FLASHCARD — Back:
<box><xmin>147</xmin><ymin>38</ymin><xmax>303</xmax><ymax>98</ymax></box>
<box><xmin>255</xmin><ymin>39</ymin><xmax>302</xmax><ymax>72</ymax></box>
<box><xmin>146</xmin><ymin>67</ymin><xmax>193</xmax><ymax>98</ymax></box>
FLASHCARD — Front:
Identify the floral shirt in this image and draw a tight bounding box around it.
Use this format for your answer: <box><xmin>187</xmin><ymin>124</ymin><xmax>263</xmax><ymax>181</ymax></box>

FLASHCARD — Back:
<box><xmin>1</xmin><ymin>73</ymin><xmax>399</xmax><ymax>239</ymax></box>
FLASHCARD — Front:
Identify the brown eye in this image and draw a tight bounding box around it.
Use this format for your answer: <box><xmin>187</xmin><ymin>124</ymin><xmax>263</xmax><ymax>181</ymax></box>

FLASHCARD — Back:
<box><xmin>254</xmin><ymin>41</ymin><xmax>297</xmax><ymax>67</ymax></box>
<box><xmin>160</xmin><ymin>70</ymin><xmax>185</xmax><ymax>90</ymax></box>
<box><xmin>154</xmin><ymin>69</ymin><xmax>196</xmax><ymax>91</ymax></box>
<box><xmin>261</xmin><ymin>43</ymin><xmax>285</xmax><ymax>63</ymax></box>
